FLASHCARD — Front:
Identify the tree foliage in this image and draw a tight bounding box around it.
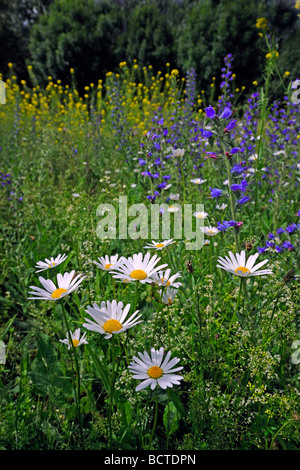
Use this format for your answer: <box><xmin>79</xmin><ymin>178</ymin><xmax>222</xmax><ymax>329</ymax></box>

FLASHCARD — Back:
<box><xmin>1</xmin><ymin>0</ymin><xmax>299</xmax><ymax>94</ymax></box>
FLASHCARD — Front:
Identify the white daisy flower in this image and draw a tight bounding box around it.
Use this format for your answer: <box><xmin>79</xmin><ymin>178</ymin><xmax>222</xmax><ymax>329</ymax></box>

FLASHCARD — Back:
<box><xmin>159</xmin><ymin>286</ymin><xmax>178</xmax><ymax>305</ymax></box>
<box><xmin>172</xmin><ymin>148</ymin><xmax>185</xmax><ymax>158</ymax></box>
<box><xmin>82</xmin><ymin>300</ymin><xmax>142</xmax><ymax>339</ymax></box>
<box><xmin>93</xmin><ymin>254</ymin><xmax>123</xmax><ymax>271</ymax></box>
<box><xmin>150</xmin><ymin>268</ymin><xmax>182</xmax><ymax>288</ymax></box>
<box><xmin>193</xmin><ymin>211</ymin><xmax>208</xmax><ymax>219</ymax></box>
<box><xmin>143</xmin><ymin>239</ymin><xmax>175</xmax><ymax>251</ymax></box>
<box><xmin>129</xmin><ymin>347</ymin><xmax>183</xmax><ymax>391</ymax></box>
<box><xmin>216</xmin><ymin>250</ymin><xmax>273</xmax><ymax>277</ymax></box>
<box><xmin>28</xmin><ymin>270</ymin><xmax>86</xmax><ymax>300</ymax></box>
<box><xmin>167</xmin><ymin>204</ymin><xmax>180</xmax><ymax>213</ymax></box>
<box><xmin>35</xmin><ymin>253</ymin><xmax>68</xmax><ymax>273</ymax></box>
<box><xmin>59</xmin><ymin>328</ymin><xmax>88</xmax><ymax>349</ymax></box>
<box><xmin>110</xmin><ymin>252</ymin><xmax>168</xmax><ymax>284</ymax></box>
<box><xmin>200</xmin><ymin>226</ymin><xmax>220</xmax><ymax>236</ymax></box>
<box><xmin>190</xmin><ymin>178</ymin><xmax>207</xmax><ymax>185</ymax></box>
<box><xmin>216</xmin><ymin>203</ymin><xmax>227</xmax><ymax>210</ymax></box>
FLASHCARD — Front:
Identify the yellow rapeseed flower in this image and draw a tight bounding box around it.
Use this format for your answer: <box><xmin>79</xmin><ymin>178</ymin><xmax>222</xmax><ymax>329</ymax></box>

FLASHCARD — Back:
<box><xmin>265</xmin><ymin>51</ymin><xmax>279</xmax><ymax>60</ymax></box>
<box><xmin>256</xmin><ymin>17</ymin><xmax>268</xmax><ymax>30</ymax></box>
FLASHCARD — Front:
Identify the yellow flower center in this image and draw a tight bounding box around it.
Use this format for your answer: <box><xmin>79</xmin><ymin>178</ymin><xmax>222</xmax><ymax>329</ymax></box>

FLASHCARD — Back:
<box><xmin>72</xmin><ymin>339</ymin><xmax>80</xmax><ymax>347</ymax></box>
<box><xmin>51</xmin><ymin>288</ymin><xmax>67</xmax><ymax>299</ymax></box>
<box><xmin>197</xmin><ymin>214</ymin><xmax>204</xmax><ymax>218</ymax></box>
<box><xmin>103</xmin><ymin>319</ymin><xmax>122</xmax><ymax>334</ymax></box>
<box><xmin>160</xmin><ymin>278</ymin><xmax>170</xmax><ymax>286</ymax></box>
<box><xmin>48</xmin><ymin>262</ymin><xmax>56</xmax><ymax>268</ymax></box>
<box><xmin>104</xmin><ymin>263</ymin><xmax>112</xmax><ymax>269</ymax></box>
<box><xmin>147</xmin><ymin>366</ymin><xmax>163</xmax><ymax>379</ymax></box>
<box><xmin>130</xmin><ymin>269</ymin><xmax>147</xmax><ymax>280</ymax></box>
<box><xmin>235</xmin><ymin>266</ymin><xmax>250</xmax><ymax>275</ymax></box>
<box><xmin>155</xmin><ymin>243</ymin><xmax>165</xmax><ymax>248</ymax></box>
<box><xmin>208</xmin><ymin>230</ymin><xmax>214</xmax><ymax>234</ymax></box>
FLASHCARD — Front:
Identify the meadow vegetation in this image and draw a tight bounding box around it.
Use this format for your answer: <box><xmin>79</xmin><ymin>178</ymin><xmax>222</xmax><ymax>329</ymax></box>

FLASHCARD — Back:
<box><xmin>0</xmin><ymin>12</ymin><xmax>300</xmax><ymax>451</ymax></box>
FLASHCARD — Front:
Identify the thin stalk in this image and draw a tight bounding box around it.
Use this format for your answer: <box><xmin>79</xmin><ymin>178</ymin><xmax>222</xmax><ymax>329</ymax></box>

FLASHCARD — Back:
<box><xmin>108</xmin><ymin>336</ymin><xmax>117</xmax><ymax>449</ymax></box>
<box><xmin>224</xmin><ymin>277</ymin><xmax>243</xmax><ymax>343</ymax></box>
<box><xmin>221</xmin><ymin>142</ymin><xmax>240</xmax><ymax>252</ymax></box>
<box><xmin>133</xmin><ymin>281</ymin><xmax>139</xmax><ymax>312</ymax></box>
<box><xmin>61</xmin><ymin>301</ymin><xmax>82</xmax><ymax>434</ymax></box>
<box><xmin>149</xmin><ymin>387</ymin><xmax>158</xmax><ymax>450</ymax></box>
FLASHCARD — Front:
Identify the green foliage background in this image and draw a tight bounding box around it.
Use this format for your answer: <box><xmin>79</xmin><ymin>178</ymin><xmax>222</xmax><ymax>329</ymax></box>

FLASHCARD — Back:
<box><xmin>1</xmin><ymin>0</ymin><xmax>299</xmax><ymax>93</ymax></box>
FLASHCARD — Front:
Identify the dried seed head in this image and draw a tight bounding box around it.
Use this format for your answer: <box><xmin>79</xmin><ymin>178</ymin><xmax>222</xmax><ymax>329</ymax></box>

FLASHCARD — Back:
<box><xmin>284</xmin><ymin>268</ymin><xmax>295</xmax><ymax>284</ymax></box>
<box><xmin>185</xmin><ymin>260</ymin><xmax>194</xmax><ymax>273</ymax></box>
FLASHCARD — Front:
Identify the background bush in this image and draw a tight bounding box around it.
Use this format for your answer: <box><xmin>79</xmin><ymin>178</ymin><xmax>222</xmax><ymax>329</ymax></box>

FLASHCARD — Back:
<box><xmin>1</xmin><ymin>0</ymin><xmax>299</xmax><ymax>94</ymax></box>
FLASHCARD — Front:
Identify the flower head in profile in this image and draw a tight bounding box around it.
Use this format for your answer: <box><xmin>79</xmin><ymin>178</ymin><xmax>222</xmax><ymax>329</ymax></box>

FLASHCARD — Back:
<box><xmin>110</xmin><ymin>252</ymin><xmax>168</xmax><ymax>284</ymax></box>
<box><xmin>151</xmin><ymin>268</ymin><xmax>182</xmax><ymax>288</ymax></box>
<box><xmin>83</xmin><ymin>300</ymin><xmax>142</xmax><ymax>339</ymax></box>
<box><xmin>129</xmin><ymin>347</ymin><xmax>183</xmax><ymax>391</ymax></box>
<box><xmin>219</xmin><ymin>107</ymin><xmax>232</xmax><ymax>120</ymax></box>
<box><xmin>59</xmin><ymin>328</ymin><xmax>88</xmax><ymax>349</ymax></box>
<box><xmin>205</xmin><ymin>105</ymin><xmax>216</xmax><ymax>119</ymax></box>
<box><xmin>193</xmin><ymin>211</ymin><xmax>208</xmax><ymax>219</ymax></box>
<box><xmin>209</xmin><ymin>187</ymin><xmax>224</xmax><ymax>198</ymax></box>
<box><xmin>94</xmin><ymin>254</ymin><xmax>123</xmax><ymax>271</ymax></box>
<box><xmin>216</xmin><ymin>203</ymin><xmax>228</xmax><ymax>210</ymax></box>
<box><xmin>28</xmin><ymin>271</ymin><xmax>86</xmax><ymax>300</ymax></box>
<box><xmin>35</xmin><ymin>253</ymin><xmax>67</xmax><ymax>273</ymax></box>
<box><xmin>216</xmin><ymin>250</ymin><xmax>273</xmax><ymax>277</ymax></box>
<box><xmin>167</xmin><ymin>204</ymin><xmax>180</xmax><ymax>213</ymax></box>
<box><xmin>159</xmin><ymin>286</ymin><xmax>178</xmax><ymax>305</ymax></box>
<box><xmin>200</xmin><ymin>226</ymin><xmax>220</xmax><ymax>236</ymax></box>
<box><xmin>190</xmin><ymin>178</ymin><xmax>207</xmax><ymax>185</ymax></box>
<box><xmin>144</xmin><ymin>239</ymin><xmax>175</xmax><ymax>251</ymax></box>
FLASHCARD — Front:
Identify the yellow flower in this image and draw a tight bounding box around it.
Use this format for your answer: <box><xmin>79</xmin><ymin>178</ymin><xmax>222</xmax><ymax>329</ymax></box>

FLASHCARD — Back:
<box><xmin>252</xmin><ymin>80</ymin><xmax>258</xmax><ymax>86</ymax></box>
<box><xmin>256</xmin><ymin>17</ymin><xmax>268</xmax><ymax>30</ymax></box>
<box><xmin>284</xmin><ymin>71</ymin><xmax>290</xmax><ymax>77</ymax></box>
<box><xmin>295</xmin><ymin>0</ymin><xmax>300</xmax><ymax>9</ymax></box>
<box><xmin>265</xmin><ymin>51</ymin><xmax>279</xmax><ymax>60</ymax></box>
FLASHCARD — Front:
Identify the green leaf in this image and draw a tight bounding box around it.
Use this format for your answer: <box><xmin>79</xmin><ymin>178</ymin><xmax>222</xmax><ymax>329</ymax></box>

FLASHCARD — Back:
<box><xmin>86</xmin><ymin>344</ymin><xmax>110</xmax><ymax>394</ymax></box>
<box><xmin>163</xmin><ymin>401</ymin><xmax>180</xmax><ymax>437</ymax></box>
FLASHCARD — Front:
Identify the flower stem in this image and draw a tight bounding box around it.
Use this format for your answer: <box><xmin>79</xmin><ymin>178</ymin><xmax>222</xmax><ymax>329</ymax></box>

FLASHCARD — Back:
<box><xmin>224</xmin><ymin>277</ymin><xmax>243</xmax><ymax>343</ymax></box>
<box><xmin>108</xmin><ymin>336</ymin><xmax>117</xmax><ymax>448</ymax></box>
<box><xmin>61</xmin><ymin>301</ymin><xmax>82</xmax><ymax>434</ymax></box>
<box><xmin>221</xmin><ymin>142</ymin><xmax>240</xmax><ymax>252</ymax></box>
<box><xmin>149</xmin><ymin>387</ymin><xmax>158</xmax><ymax>450</ymax></box>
